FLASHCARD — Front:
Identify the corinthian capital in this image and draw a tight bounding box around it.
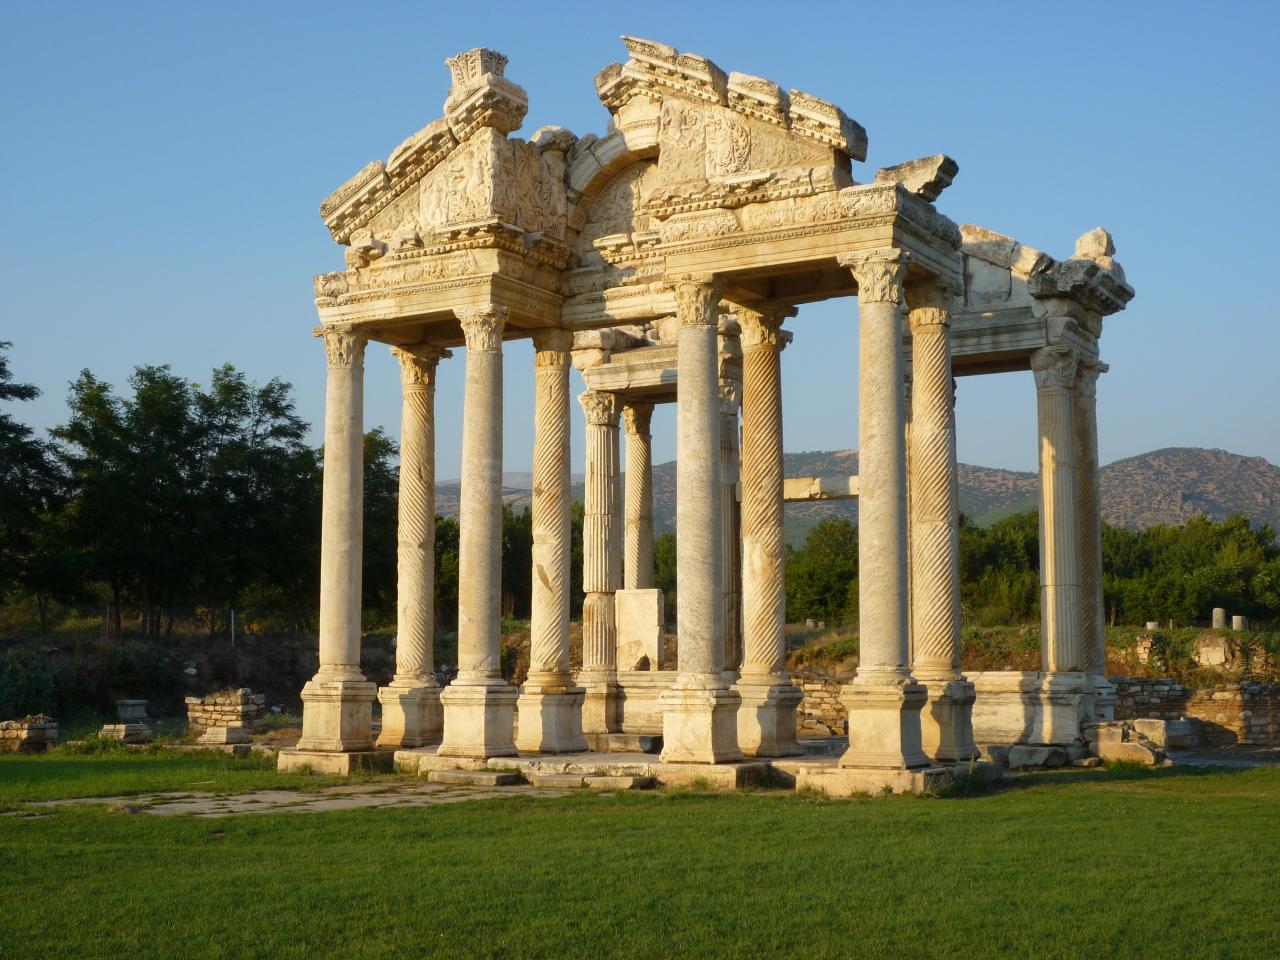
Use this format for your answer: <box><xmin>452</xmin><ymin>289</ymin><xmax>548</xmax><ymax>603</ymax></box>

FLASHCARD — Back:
<box><xmin>736</xmin><ymin>302</ymin><xmax>795</xmax><ymax>349</ymax></box>
<box><xmin>1075</xmin><ymin>358</ymin><xmax>1109</xmax><ymax>400</ymax></box>
<box><xmin>841</xmin><ymin>251</ymin><xmax>907</xmax><ymax>305</ymax></box>
<box><xmin>908</xmin><ymin>306</ymin><xmax>950</xmax><ymax>332</ymax></box>
<box><xmin>672</xmin><ymin>275</ymin><xmax>724</xmax><ymax>326</ymax></box>
<box><xmin>317</xmin><ymin>327</ymin><xmax>368</xmax><ymax>368</ymax></box>
<box><xmin>623</xmin><ymin>401</ymin><xmax>653</xmax><ymax>437</ymax></box>
<box><xmin>1031</xmin><ymin>345</ymin><xmax>1079</xmax><ymax>392</ymax></box>
<box><xmin>532</xmin><ymin>328</ymin><xmax>574</xmax><ymax>368</ymax></box>
<box><xmin>579</xmin><ymin>390</ymin><xmax>619</xmax><ymax>427</ymax></box>
<box><xmin>392</xmin><ymin>344</ymin><xmax>451</xmax><ymax>387</ymax></box>
<box><xmin>456</xmin><ymin>304</ymin><xmax>509</xmax><ymax>352</ymax></box>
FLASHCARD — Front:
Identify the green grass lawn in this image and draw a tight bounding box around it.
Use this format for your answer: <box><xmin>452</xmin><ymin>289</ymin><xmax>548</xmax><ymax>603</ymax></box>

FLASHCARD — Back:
<box><xmin>2</xmin><ymin>754</ymin><xmax>1278</xmax><ymax>960</ymax></box>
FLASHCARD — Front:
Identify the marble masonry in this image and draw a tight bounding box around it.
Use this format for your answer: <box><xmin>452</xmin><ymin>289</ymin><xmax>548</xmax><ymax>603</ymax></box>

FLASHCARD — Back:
<box><xmin>279</xmin><ymin>39</ymin><xmax>1134</xmax><ymax>791</ymax></box>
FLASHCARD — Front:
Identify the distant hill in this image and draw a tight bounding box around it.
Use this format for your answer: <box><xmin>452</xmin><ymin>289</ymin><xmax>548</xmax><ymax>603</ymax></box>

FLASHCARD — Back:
<box><xmin>435</xmin><ymin>447</ymin><xmax>1280</xmax><ymax>545</ymax></box>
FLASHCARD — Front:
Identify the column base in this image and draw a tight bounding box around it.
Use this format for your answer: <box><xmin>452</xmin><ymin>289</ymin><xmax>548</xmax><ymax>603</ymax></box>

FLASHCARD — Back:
<box><xmin>579</xmin><ymin>674</ymin><xmax>620</xmax><ymax>736</ymax></box>
<box><xmin>295</xmin><ymin>676</ymin><xmax>377</xmax><ymax>753</ymax></box>
<box><xmin>515</xmin><ymin>679</ymin><xmax>588</xmax><ymax>754</ymax></box>
<box><xmin>838</xmin><ymin>675</ymin><xmax>930</xmax><ymax>770</ymax></box>
<box><xmin>438</xmin><ymin>679</ymin><xmax>518</xmax><ymax>760</ymax></box>
<box><xmin>376</xmin><ymin>678</ymin><xmax>443</xmax><ymax>749</ymax></box>
<box><xmin>733</xmin><ymin>674</ymin><xmax>804</xmax><ymax>758</ymax></box>
<box><xmin>197</xmin><ymin>724</ymin><xmax>252</xmax><ymax>746</ymax></box>
<box><xmin>917</xmin><ymin>674</ymin><xmax>979</xmax><ymax>763</ymax></box>
<box><xmin>1088</xmin><ymin>673</ymin><xmax>1117</xmax><ymax>722</ymax></box>
<box><xmin>969</xmin><ymin>671</ymin><xmax>1090</xmax><ymax>749</ymax></box>
<box><xmin>659</xmin><ymin>678</ymin><xmax>743</xmax><ymax>764</ymax></box>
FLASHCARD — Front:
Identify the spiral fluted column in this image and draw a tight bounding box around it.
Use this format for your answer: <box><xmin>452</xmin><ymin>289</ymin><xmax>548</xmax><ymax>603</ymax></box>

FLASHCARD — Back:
<box><xmin>517</xmin><ymin>330</ymin><xmax>586</xmax><ymax>752</ymax></box>
<box><xmin>719</xmin><ymin>378</ymin><xmax>742</xmax><ymax>676</ymax></box>
<box><xmin>907</xmin><ymin>288</ymin><xmax>976</xmax><ymax>763</ymax></box>
<box><xmin>838</xmin><ymin>252</ymin><xmax>928</xmax><ymax>771</ymax></box>
<box><xmin>439</xmin><ymin>305</ymin><xmax>518</xmax><ymax>759</ymax></box>
<box><xmin>1076</xmin><ymin>358</ymin><xmax>1114</xmax><ymax>719</ymax></box>
<box><xmin>623</xmin><ymin>402</ymin><xmax>655</xmax><ymax>591</ymax></box>
<box><xmin>660</xmin><ymin>276</ymin><xmax>742</xmax><ymax>763</ymax></box>
<box><xmin>377</xmin><ymin>343</ymin><xmax>449</xmax><ymax>748</ymax></box>
<box><xmin>733</xmin><ymin>304</ymin><xmax>803</xmax><ymax>757</ymax></box>
<box><xmin>579</xmin><ymin>389</ymin><xmax>622</xmax><ymax>736</ymax></box>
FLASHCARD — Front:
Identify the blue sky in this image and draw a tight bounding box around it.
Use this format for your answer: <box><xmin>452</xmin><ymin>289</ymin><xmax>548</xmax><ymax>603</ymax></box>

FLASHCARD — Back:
<box><xmin>3</xmin><ymin>1</ymin><xmax>1277</xmax><ymax>479</ymax></box>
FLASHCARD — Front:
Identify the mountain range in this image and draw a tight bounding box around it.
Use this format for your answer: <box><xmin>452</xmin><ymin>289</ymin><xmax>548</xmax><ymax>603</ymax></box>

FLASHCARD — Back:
<box><xmin>435</xmin><ymin>447</ymin><xmax>1280</xmax><ymax>545</ymax></box>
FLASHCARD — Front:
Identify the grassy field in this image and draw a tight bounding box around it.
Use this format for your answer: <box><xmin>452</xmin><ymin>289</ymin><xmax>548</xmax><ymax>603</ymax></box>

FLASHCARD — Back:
<box><xmin>2</xmin><ymin>753</ymin><xmax>1278</xmax><ymax>960</ymax></box>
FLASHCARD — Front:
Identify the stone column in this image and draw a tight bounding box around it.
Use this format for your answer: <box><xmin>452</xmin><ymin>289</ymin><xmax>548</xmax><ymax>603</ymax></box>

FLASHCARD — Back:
<box><xmin>1075</xmin><ymin>357</ymin><xmax>1113</xmax><ymax>720</ymax></box>
<box><xmin>838</xmin><ymin>253</ymin><xmax>928</xmax><ymax>771</ymax></box>
<box><xmin>719</xmin><ymin>378</ymin><xmax>742</xmax><ymax>677</ymax></box>
<box><xmin>439</xmin><ymin>305</ymin><xmax>517</xmax><ymax>759</ymax></box>
<box><xmin>623</xmin><ymin>402</ymin><xmax>655</xmax><ymax>591</ymax></box>
<box><xmin>579</xmin><ymin>389</ymin><xmax>622</xmax><ymax>737</ymax></box>
<box><xmin>377</xmin><ymin>344</ymin><xmax>449</xmax><ymax>749</ymax></box>
<box><xmin>517</xmin><ymin>331</ymin><xmax>586</xmax><ymax>752</ymax></box>
<box><xmin>660</xmin><ymin>276</ymin><xmax>742</xmax><ymax>763</ymax></box>
<box><xmin>733</xmin><ymin>304</ymin><xmax>803</xmax><ymax>757</ymax></box>
<box><xmin>290</xmin><ymin>328</ymin><xmax>377</xmax><ymax>762</ymax></box>
<box><xmin>1031</xmin><ymin>343</ymin><xmax>1088</xmax><ymax>743</ymax></box>
<box><xmin>906</xmin><ymin>286</ymin><xmax>977</xmax><ymax>763</ymax></box>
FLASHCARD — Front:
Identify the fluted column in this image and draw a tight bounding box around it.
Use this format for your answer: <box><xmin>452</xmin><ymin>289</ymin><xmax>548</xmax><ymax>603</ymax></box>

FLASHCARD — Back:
<box><xmin>579</xmin><ymin>389</ymin><xmax>622</xmax><ymax>736</ymax></box>
<box><xmin>719</xmin><ymin>379</ymin><xmax>742</xmax><ymax>676</ymax></box>
<box><xmin>623</xmin><ymin>402</ymin><xmax>655</xmax><ymax>590</ymax></box>
<box><xmin>660</xmin><ymin>276</ymin><xmax>742</xmax><ymax>763</ymax></box>
<box><xmin>838</xmin><ymin>252</ymin><xmax>928</xmax><ymax>771</ymax></box>
<box><xmin>1076</xmin><ymin>357</ymin><xmax>1113</xmax><ymax>719</ymax></box>
<box><xmin>377</xmin><ymin>343</ymin><xmax>449</xmax><ymax>748</ymax></box>
<box><xmin>291</xmin><ymin>327</ymin><xmax>377</xmax><ymax>759</ymax></box>
<box><xmin>439</xmin><ymin>304</ymin><xmax>517</xmax><ymax>759</ymax></box>
<box><xmin>517</xmin><ymin>330</ymin><xmax>586</xmax><ymax>752</ymax></box>
<box><xmin>734</xmin><ymin>304</ymin><xmax>803</xmax><ymax>757</ymax></box>
<box><xmin>907</xmin><ymin>287</ymin><xmax>977</xmax><ymax>763</ymax></box>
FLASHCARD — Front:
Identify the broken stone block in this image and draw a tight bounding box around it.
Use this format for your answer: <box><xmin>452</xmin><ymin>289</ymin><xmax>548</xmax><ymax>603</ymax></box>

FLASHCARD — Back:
<box><xmin>1092</xmin><ymin>740</ymin><xmax>1160</xmax><ymax>766</ymax></box>
<box><xmin>1007</xmin><ymin>745</ymin><xmax>1067</xmax><ymax>769</ymax></box>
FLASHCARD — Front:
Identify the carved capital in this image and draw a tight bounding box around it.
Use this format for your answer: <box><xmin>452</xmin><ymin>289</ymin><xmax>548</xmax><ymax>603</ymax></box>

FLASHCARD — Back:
<box><xmin>392</xmin><ymin>344</ymin><xmax>451</xmax><ymax>388</ymax></box>
<box><xmin>843</xmin><ymin>253</ymin><xmax>907</xmax><ymax>305</ymax></box>
<box><xmin>736</xmin><ymin>302</ymin><xmax>795</xmax><ymax>349</ymax></box>
<box><xmin>579</xmin><ymin>390</ymin><xmax>619</xmax><ymax>427</ymax></box>
<box><xmin>908</xmin><ymin>306</ymin><xmax>950</xmax><ymax>332</ymax></box>
<box><xmin>533</xmin><ymin>329</ymin><xmax>574</xmax><ymax>368</ymax></box>
<box><xmin>1031</xmin><ymin>345</ymin><xmax>1079</xmax><ymax>392</ymax></box>
<box><xmin>623</xmin><ymin>401</ymin><xmax>654</xmax><ymax>437</ymax></box>
<box><xmin>318</xmin><ymin>327</ymin><xmax>368</xmax><ymax>368</ymax></box>
<box><xmin>1075</xmin><ymin>358</ymin><xmax>1109</xmax><ymax>400</ymax></box>
<box><xmin>456</xmin><ymin>304</ymin><xmax>508</xmax><ymax>352</ymax></box>
<box><xmin>672</xmin><ymin>275</ymin><xmax>724</xmax><ymax>326</ymax></box>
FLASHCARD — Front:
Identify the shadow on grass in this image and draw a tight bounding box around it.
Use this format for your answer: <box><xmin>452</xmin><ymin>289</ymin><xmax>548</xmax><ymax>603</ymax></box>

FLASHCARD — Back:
<box><xmin>943</xmin><ymin>759</ymin><xmax>1262</xmax><ymax>800</ymax></box>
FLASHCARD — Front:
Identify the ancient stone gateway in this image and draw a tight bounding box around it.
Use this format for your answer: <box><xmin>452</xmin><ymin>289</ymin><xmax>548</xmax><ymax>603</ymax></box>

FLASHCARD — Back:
<box><xmin>279</xmin><ymin>39</ymin><xmax>1134</xmax><ymax>791</ymax></box>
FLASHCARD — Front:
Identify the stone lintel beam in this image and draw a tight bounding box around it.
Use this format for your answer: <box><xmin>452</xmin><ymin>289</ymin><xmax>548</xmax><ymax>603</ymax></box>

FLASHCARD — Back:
<box><xmin>782</xmin><ymin>476</ymin><xmax>860</xmax><ymax>502</ymax></box>
<box><xmin>874</xmin><ymin>154</ymin><xmax>959</xmax><ymax>202</ymax></box>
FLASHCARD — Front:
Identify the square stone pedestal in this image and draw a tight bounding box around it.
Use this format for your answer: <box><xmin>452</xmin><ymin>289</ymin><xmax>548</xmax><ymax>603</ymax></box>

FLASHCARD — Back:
<box><xmin>917</xmin><ymin>676</ymin><xmax>978</xmax><ymax>763</ymax></box>
<box><xmin>733</xmin><ymin>675</ymin><xmax>804</xmax><ymax>758</ymax></box>
<box><xmin>438</xmin><ymin>679</ymin><xmax>518</xmax><ymax>760</ymax></box>
<box><xmin>969</xmin><ymin>671</ymin><xmax>1090</xmax><ymax>752</ymax></box>
<box><xmin>659</xmin><ymin>681</ymin><xmax>742</xmax><ymax>764</ymax></box>
<box><xmin>294</xmin><ymin>676</ymin><xmax>377</xmax><ymax>753</ymax></box>
<box><xmin>1088</xmin><ymin>674</ymin><xmax>1117</xmax><ymax>722</ymax></box>
<box><xmin>100</xmin><ymin>723</ymin><xmax>153</xmax><ymax>744</ymax></box>
<box><xmin>838</xmin><ymin>677</ymin><xmax>930</xmax><ymax>770</ymax></box>
<box><xmin>515</xmin><ymin>680</ymin><xmax>587</xmax><ymax>754</ymax></box>
<box><xmin>197</xmin><ymin>724</ymin><xmax>252</xmax><ymax>746</ymax></box>
<box><xmin>376</xmin><ymin>680</ymin><xmax>443</xmax><ymax>749</ymax></box>
<box><xmin>579</xmin><ymin>675</ymin><xmax>620</xmax><ymax>737</ymax></box>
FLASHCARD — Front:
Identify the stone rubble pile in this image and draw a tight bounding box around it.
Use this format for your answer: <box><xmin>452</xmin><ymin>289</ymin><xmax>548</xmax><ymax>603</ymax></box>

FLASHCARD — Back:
<box><xmin>0</xmin><ymin>715</ymin><xmax>58</xmax><ymax>753</ymax></box>
<box><xmin>186</xmin><ymin>688</ymin><xmax>266</xmax><ymax>745</ymax></box>
<box><xmin>1084</xmin><ymin>719</ymin><xmax>1168</xmax><ymax>766</ymax></box>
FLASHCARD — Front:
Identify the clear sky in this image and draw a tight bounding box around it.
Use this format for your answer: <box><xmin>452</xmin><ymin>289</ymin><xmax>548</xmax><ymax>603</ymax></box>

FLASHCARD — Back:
<box><xmin>3</xmin><ymin>1</ymin><xmax>1277</xmax><ymax>480</ymax></box>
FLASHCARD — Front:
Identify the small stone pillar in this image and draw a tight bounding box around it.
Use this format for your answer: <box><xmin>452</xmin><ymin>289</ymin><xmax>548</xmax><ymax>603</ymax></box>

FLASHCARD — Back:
<box><xmin>1075</xmin><ymin>357</ymin><xmax>1114</xmax><ymax>720</ymax></box>
<box><xmin>438</xmin><ymin>305</ymin><xmax>518</xmax><ymax>760</ymax></box>
<box><xmin>733</xmin><ymin>303</ymin><xmax>803</xmax><ymax>757</ymax></box>
<box><xmin>101</xmin><ymin>700</ymin><xmax>153</xmax><ymax>744</ymax></box>
<box><xmin>578</xmin><ymin>388</ymin><xmax>623</xmax><ymax>738</ymax></box>
<box><xmin>1212</xmin><ymin>608</ymin><xmax>1227</xmax><ymax>629</ymax></box>
<box><xmin>906</xmin><ymin>282</ymin><xmax>977</xmax><ymax>763</ymax></box>
<box><xmin>660</xmin><ymin>276</ymin><xmax>742</xmax><ymax>764</ymax></box>
<box><xmin>378</xmin><ymin>344</ymin><xmax>449</xmax><ymax>749</ymax></box>
<box><xmin>517</xmin><ymin>330</ymin><xmax>586</xmax><ymax>753</ymax></box>
<box><xmin>623</xmin><ymin>401</ymin><xmax>655</xmax><ymax>591</ymax></box>
<box><xmin>1232</xmin><ymin>615</ymin><xmax>1248</xmax><ymax>631</ymax></box>
<box><xmin>838</xmin><ymin>253</ymin><xmax>928</xmax><ymax>772</ymax></box>
<box><xmin>291</xmin><ymin>328</ymin><xmax>377</xmax><ymax>759</ymax></box>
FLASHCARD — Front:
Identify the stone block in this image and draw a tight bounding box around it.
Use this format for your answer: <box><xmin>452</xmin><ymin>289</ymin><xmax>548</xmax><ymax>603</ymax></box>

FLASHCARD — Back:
<box><xmin>197</xmin><ymin>725</ymin><xmax>252</xmax><ymax>746</ymax></box>
<box><xmin>1007</xmin><ymin>745</ymin><xmax>1068</xmax><ymax>769</ymax></box>
<box><xmin>115</xmin><ymin>700</ymin><xmax>149</xmax><ymax>722</ymax></box>
<box><xmin>277</xmin><ymin>749</ymin><xmax>394</xmax><ymax>775</ymax></box>
<box><xmin>795</xmin><ymin>764</ymin><xmax>953</xmax><ymax>797</ymax></box>
<box><xmin>438</xmin><ymin>680</ymin><xmax>518</xmax><ymax>760</ymax></box>
<box><xmin>654</xmin><ymin>761</ymin><xmax>770</xmax><ymax>790</ymax></box>
<box><xmin>1131</xmin><ymin>718</ymin><xmax>1168</xmax><ymax>749</ymax></box>
<box><xmin>1092</xmin><ymin>740</ymin><xmax>1161</xmax><ymax>766</ymax></box>
<box><xmin>295</xmin><ymin>677</ymin><xmax>376</xmax><ymax>753</ymax></box>
<box><xmin>99</xmin><ymin>722</ymin><xmax>153</xmax><ymax>744</ymax></box>
<box><xmin>838</xmin><ymin>678</ymin><xmax>929</xmax><ymax>770</ymax></box>
<box><xmin>427</xmin><ymin>769</ymin><xmax>523</xmax><ymax>787</ymax></box>
<box><xmin>530</xmin><ymin>773</ymin><xmax>587</xmax><ymax>788</ymax></box>
<box><xmin>376</xmin><ymin>681</ymin><xmax>443</xmax><ymax>749</ymax></box>
<box><xmin>515</xmin><ymin>684</ymin><xmax>587</xmax><ymax>754</ymax></box>
<box><xmin>585</xmin><ymin>775</ymin><xmax>655</xmax><ymax>790</ymax></box>
<box><xmin>659</xmin><ymin>683</ymin><xmax>742</xmax><ymax>764</ymax></box>
<box><xmin>615</xmin><ymin>589</ymin><xmax>664</xmax><ymax>670</ymax></box>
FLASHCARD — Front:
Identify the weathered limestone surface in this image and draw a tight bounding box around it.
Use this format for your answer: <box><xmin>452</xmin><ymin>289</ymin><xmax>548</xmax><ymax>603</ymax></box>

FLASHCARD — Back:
<box><xmin>1075</xmin><ymin>358</ymin><xmax>1114</xmax><ymax>720</ymax></box>
<box><xmin>187</xmin><ymin>689</ymin><xmax>266</xmax><ymax>746</ymax></box>
<box><xmin>0</xmin><ymin>716</ymin><xmax>57</xmax><ymax>753</ymax></box>
<box><xmin>101</xmin><ymin>700</ymin><xmax>154</xmax><ymax>745</ymax></box>
<box><xmin>615</xmin><ymin>588</ymin><xmax>664</xmax><ymax>671</ymax></box>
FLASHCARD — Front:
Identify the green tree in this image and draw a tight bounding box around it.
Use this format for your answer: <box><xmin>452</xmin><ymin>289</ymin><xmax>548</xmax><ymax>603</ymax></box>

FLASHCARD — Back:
<box><xmin>785</xmin><ymin>518</ymin><xmax>858</xmax><ymax>625</ymax></box>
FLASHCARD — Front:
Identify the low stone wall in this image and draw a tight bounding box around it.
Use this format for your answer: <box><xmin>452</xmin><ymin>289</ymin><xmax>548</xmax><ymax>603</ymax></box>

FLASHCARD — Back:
<box><xmin>185</xmin><ymin>689</ymin><xmax>266</xmax><ymax>733</ymax></box>
<box><xmin>0</xmin><ymin>716</ymin><xmax>58</xmax><ymax>753</ymax></box>
<box><xmin>1115</xmin><ymin>678</ymin><xmax>1280</xmax><ymax>746</ymax></box>
<box><xmin>795</xmin><ymin>674</ymin><xmax>846</xmax><ymax>735</ymax></box>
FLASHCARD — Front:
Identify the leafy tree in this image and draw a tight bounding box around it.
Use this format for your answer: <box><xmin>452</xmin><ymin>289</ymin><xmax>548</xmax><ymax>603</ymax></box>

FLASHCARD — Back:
<box><xmin>361</xmin><ymin>427</ymin><xmax>399</xmax><ymax>628</ymax></box>
<box><xmin>785</xmin><ymin>518</ymin><xmax>858</xmax><ymax>625</ymax></box>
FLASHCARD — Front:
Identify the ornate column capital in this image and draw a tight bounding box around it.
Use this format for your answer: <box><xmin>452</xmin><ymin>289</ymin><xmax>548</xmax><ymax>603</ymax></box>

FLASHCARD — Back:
<box><xmin>317</xmin><ymin>327</ymin><xmax>368</xmax><ymax>368</ymax></box>
<box><xmin>672</xmin><ymin>275</ymin><xmax>725</xmax><ymax>326</ymax></box>
<box><xmin>391</xmin><ymin>343</ymin><xmax>451</xmax><ymax>387</ymax></box>
<box><xmin>1075</xmin><ymin>358</ymin><xmax>1109</xmax><ymax>399</ymax></box>
<box><xmin>908</xmin><ymin>306</ymin><xmax>950</xmax><ymax>332</ymax></box>
<box><xmin>840</xmin><ymin>250</ymin><xmax>908</xmax><ymax>305</ymax></box>
<box><xmin>1031</xmin><ymin>345</ymin><xmax>1080</xmax><ymax>392</ymax></box>
<box><xmin>579</xmin><ymin>389</ymin><xmax>620</xmax><ymax>427</ymax></box>
<box><xmin>532</xmin><ymin>328</ymin><xmax>574</xmax><ymax>365</ymax></box>
<box><xmin>456</xmin><ymin>304</ymin><xmax>509</xmax><ymax>352</ymax></box>
<box><xmin>736</xmin><ymin>302</ymin><xmax>796</xmax><ymax>349</ymax></box>
<box><xmin>623</xmin><ymin>401</ymin><xmax>654</xmax><ymax>437</ymax></box>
